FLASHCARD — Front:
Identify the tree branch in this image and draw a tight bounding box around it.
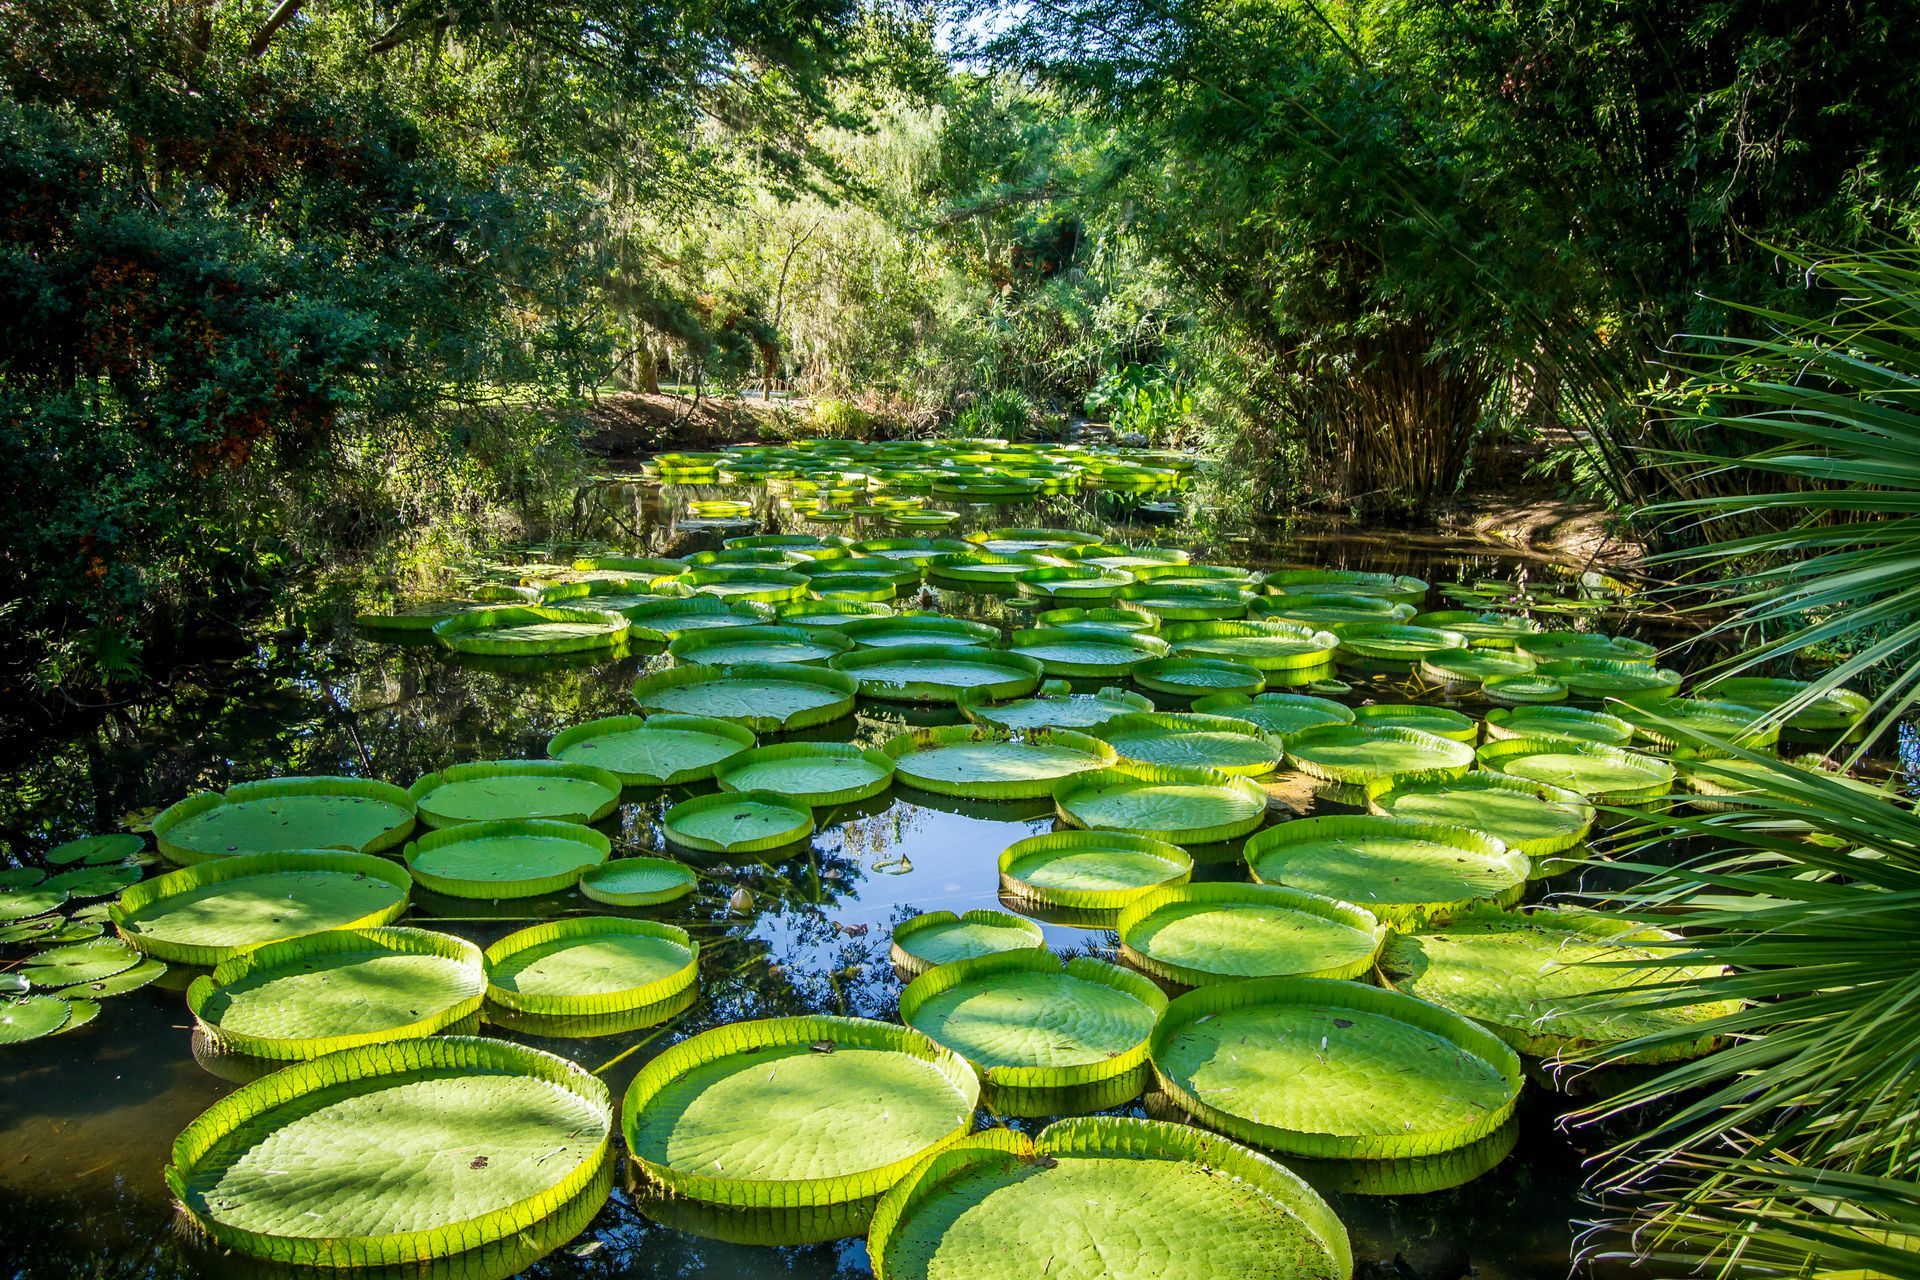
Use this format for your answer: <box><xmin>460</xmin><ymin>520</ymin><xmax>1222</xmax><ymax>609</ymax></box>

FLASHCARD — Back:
<box><xmin>247</xmin><ymin>0</ymin><xmax>307</xmax><ymax>58</ymax></box>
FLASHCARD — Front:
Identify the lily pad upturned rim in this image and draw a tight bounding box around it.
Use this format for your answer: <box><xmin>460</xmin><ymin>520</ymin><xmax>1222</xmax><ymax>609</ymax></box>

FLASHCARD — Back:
<box><xmin>1481</xmin><ymin>673</ymin><xmax>1570</xmax><ymax>705</ymax></box>
<box><xmin>111</xmin><ymin>850</ymin><xmax>413</xmax><ymax>966</ymax></box>
<box><xmin>547</xmin><ymin>713</ymin><xmax>758</xmax><ymax>787</ymax></box>
<box><xmin>1148</xmin><ymin>976</ymin><xmax>1524</xmax><ymax>1161</ymax></box>
<box><xmin>1190</xmin><ymin>691</ymin><xmax>1356</xmax><ymax>738</ymax></box>
<box><xmin>1535</xmin><ymin>657</ymin><xmax>1685</xmax><ymax>702</ymax></box>
<box><xmin>662</xmin><ymin>789</ymin><xmax>815</xmax><ymax>854</ymax></box>
<box><xmin>1033</xmin><ymin>606</ymin><xmax>1162</xmax><ymax>634</ymax></box>
<box><xmin>867</xmin><ymin>1116</ymin><xmax>1354</xmax><ymax>1280</ymax></box>
<box><xmin>1612</xmin><ymin>697</ymin><xmax>1783</xmax><ymax>756</ymax></box>
<box><xmin>1330</xmin><ymin>622</ymin><xmax>1469</xmax><ymax>664</ymax></box>
<box><xmin>406</xmin><ymin>759</ymin><xmax>623</xmax><ymax>828</ymax></box>
<box><xmin>896</xmin><ymin>948</ymin><xmax>1168</xmax><ymax>1093</ymax></box>
<box><xmin>881</xmin><ymin>725</ymin><xmax>1117</xmax><ymax>799</ymax></box>
<box><xmin>1094</xmin><ymin>711</ymin><xmax>1282</xmax><ymax>777</ymax></box>
<box><xmin>1113</xmin><ymin>582</ymin><xmax>1256</xmax><ymax>622</ymax></box>
<box><xmin>1160</xmin><ymin>619</ymin><xmax>1341</xmax><ymax>672</ymax></box>
<box><xmin>621</xmin><ymin>1015</ymin><xmax>980</xmax><ymax>1209</ymax></box>
<box><xmin>430</xmin><ymin>604</ymin><xmax>632</xmax><ymax>654</ymax></box>
<box><xmin>186</xmin><ymin>925</ymin><xmax>487</xmax><ymax>1060</ymax></box>
<box><xmin>713</xmin><ymin>741</ymin><xmax>898</xmax><ymax>805</ymax></box>
<box><xmin>1710</xmin><ymin>676</ymin><xmax>1870</xmax><ymax>735</ymax></box>
<box><xmin>577</xmin><ymin>856</ymin><xmax>700</xmax><ymax>906</ymax></box>
<box><xmin>1243</xmin><ymin>815</ymin><xmax>1530</xmax><ymax>928</ymax></box>
<box><xmin>403</xmin><ymin>819</ymin><xmax>611</xmax><ymax>899</ymax></box>
<box><xmin>630</xmin><ymin>661</ymin><xmax>859</xmax><ymax>733</ymax></box>
<box><xmin>1261</xmin><ymin>568</ymin><xmax>1429</xmax><ymax>605</ymax></box>
<box><xmin>167</xmin><ymin>1035</ymin><xmax>613</xmax><ymax>1267</ymax></box>
<box><xmin>1131</xmin><ymin>655</ymin><xmax>1267</xmax><ymax>698</ymax></box>
<box><xmin>890</xmin><ymin>908</ymin><xmax>1048</xmax><ymax>977</ymax></box>
<box><xmin>152</xmin><ymin>776</ymin><xmax>418</xmax><ymax>864</ymax></box>
<box><xmin>840</xmin><ymin>614</ymin><xmax>1005</xmax><ymax>649</ymax></box>
<box><xmin>829</xmin><ymin>644</ymin><xmax>1045</xmax><ymax>704</ymax></box>
<box><xmin>665</xmin><ymin>623</ymin><xmax>855</xmax><ymax>667</ymax></box>
<box><xmin>1006</xmin><ymin>626</ymin><xmax>1171</xmax><ymax>677</ymax></box>
<box><xmin>1052</xmin><ymin>762</ymin><xmax>1270</xmax><ymax>846</ymax></box>
<box><xmin>998</xmin><ymin>829</ymin><xmax>1194</xmax><ymax>911</ymax></box>
<box><xmin>1116</xmin><ymin>881</ymin><xmax>1387</xmax><ymax>987</ymax></box>
<box><xmin>622</xmin><ymin>595</ymin><xmax>770</xmax><ymax>643</ymax></box>
<box><xmin>1347</xmin><ymin>703</ymin><xmax>1480</xmax><ymax>743</ymax></box>
<box><xmin>774</xmin><ymin>599</ymin><xmax>896</xmax><ymax>628</ymax></box>
<box><xmin>484</xmin><ymin>916</ymin><xmax>698</xmax><ymax>1016</ymax></box>
<box><xmin>1013</xmin><ymin>565</ymin><xmax>1138</xmax><ymax>601</ymax></box>
<box><xmin>955</xmin><ymin>682</ymin><xmax>1152</xmax><ymax>732</ymax></box>
<box><xmin>678</xmin><ymin>566</ymin><xmax>812</xmax><ymax>604</ymax></box>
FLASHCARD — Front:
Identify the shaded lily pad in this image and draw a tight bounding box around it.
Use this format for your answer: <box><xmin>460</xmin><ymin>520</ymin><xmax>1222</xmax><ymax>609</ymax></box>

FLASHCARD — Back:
<box><xmin>891</xmin><ymin>909</ymin><xmax>1046</xmax><ymax>977</ymax></box>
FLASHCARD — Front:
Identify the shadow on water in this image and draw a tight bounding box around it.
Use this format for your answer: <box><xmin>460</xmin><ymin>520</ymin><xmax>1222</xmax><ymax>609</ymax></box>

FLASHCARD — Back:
<box><xmin>0</xmin><ymin>497</ymin><xmax>1666</xmax><ymax>1279</ymax></box>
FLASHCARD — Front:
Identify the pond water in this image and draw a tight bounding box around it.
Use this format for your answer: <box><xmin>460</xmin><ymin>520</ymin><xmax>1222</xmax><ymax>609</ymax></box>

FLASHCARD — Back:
<box><xmin>0</xmin><ymin>489</ymin><xmax>1670</xmax><ymax>1280</ymax></box>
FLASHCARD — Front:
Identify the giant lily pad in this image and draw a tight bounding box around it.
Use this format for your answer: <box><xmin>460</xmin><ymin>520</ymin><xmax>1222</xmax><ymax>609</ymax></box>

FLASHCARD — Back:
<box><xmin>1282</xmin><ymin>725</ymin><xmax>1474</xmax><ymax>790</ymax></box>
<box><xmin>1255</xmin><ymin>593</ymin><xmax>1414</xmax><ymax>628</ymax></box>
<box><xmin>1381</xmin><ymin>907</ymin><xmax>1739</xmax><ymax>1064</ymax></box>
<box><xmin>624</xmin><ymin>596</ymin><xmax>770</xmax><ymax>643</ymax></box>
<box><xmin>403</xmin><ymin>820</ymin><xmax>610</xmax><ymax>899</ymax></box>
<box><xmin>832</xmin><ymin>645</ymin><xmax>1044</xmax><ymax>704</ymax></box>
<box><xmin>843</xmin><ymin>615</ymin><xmax>1004</xmax><ymax>649</ymax></box>
<box><xmin>883</xmin><ymin>726</ymin><xmax>1116</xmax><ymax>799</ymax></box>
<box><xmin>1053</xmin><ymin>764</ymin><xmax>1268</xmax><ymax>846</ymax></box>
<box><xmin>153</xmin><ymin>777</ymin><xmax>416</xmax><ymax>864</ymax></box>
<box><xmin>1410</xmin><ymin>610</ymin><xmax>1542</xmax><ymax>649</ymax></box>
<box><xmin>1263</xmin><ymin>569</ymin><xmax>1427</xmax><ymax>605</ymax></box>
<box><xmin>1015</xmin><ymin>566</ymin><xmax>1136</xmax><ymax>603</ymax></box>
<box><xmin>1116</xmin><ymin>883</ymin><xmax>1385</xmax><ymax>986</ymax></box>
<box><xmin>1516</xmin><ymin>632</ymin><xmax>1657</xmax><ymax>665</ymax></box>
<box><xmin>1096</xmin><ymin>712</ymin><xmax>1281</xmax><ymax>776</ymax></box>
<box><xmin>431</xmin><ymin>604</ymin><xmax>630</xmax><ymax>655</ymax></box>
<box><xmin>186</xmin><ymin>926</ymin><xmax>487</xmax><ymax>1060</ymax></box>
<box><xmin>1331</xmin><ymin>622</ymin><xmax>1466</xmax><ymax>669</ymax></box>
<box><xmin>1161</xmin><ymin>620</ymin><xmax>1338</xmax><ymax>672</ymax></box>
<box><xmin>1482</xmin><ymin>705</ymin><xmax>1633</xmax><ymax>747</ymax></box>
<box><xmin>926</xmin><ymin>552</ymin><xmax>1062</xmax><ymax>593</ymax></box>
<box><xmin>22</xmin><ymin>937</ymin><xmax>140</xmax><ymax>987</ymax></box>
<box><xmin>680</xmin><ymin>566</ymin><xmax>811</xmax><ymax>604</ymax></box>
<box><xmin>1349</xmin><ymin>703</ymin><xmax>1478</xmax><ymax>743</ymax></box>
<box><xmin>0</xmin><ymin>995</ymin><xmax>74</xmax><ymax>1044</ymax></box>
<box><xmin>111</xmin><ymin>851</ymin><xmax>412</xmax><ymax>966</ymax></box>
<box><xmin>168</xmin><ymin>1036</ymin><xmax>613</xmax><ymax>1266</ymax></box>
<box><xmin>1244</xmin><ymin>816</ymin><xmax>1528</xmax><ymax>927</ymax></box>
<box><xmin>1712</xmin><ymin>676</ymin><xmax>1869</xmax><ymax>739</ymax></box>
<box><xmin>622</xmin><ymin>1016</ymin><xmax>978</xmax><ymax>1235</ymax></box>
<box><xmin>663</xmin><ymin>790</ymin><xmax>814</xmax><ymax>854</ymax></box>
<box><xmin>407</xmin><ymin>760</ymin><xmax>622</xmax><ymax>828</ymax></box>
<box><xmin>898</xmin><ymin>950</ymin><xmax>1166</xmax><ymax>1117</ymax></box>
<box><xmin>578</xmin><ymin>856</ymin><xmax>698</xmax><ymax>906</ymax></box>
<box><xmin>547</xmin><ymin>713</ymin><xmax>756</xmax><ymax>786</ymax></box>
<box><xmin>867</xmin><ymin>1117</ymin><xmax>1353</xmax><ymax>1280</ymax></box>
<box><xmin>631</xmin><ymin>662</ymin><xmax>857</xmax><ymax>732</ymax></box>
<box><xmin>1113</xmin><ymin>582</ymin><xmax>1253</xmax><ymax>623</ymax></box>
<box><xmin>1190</xmin><ymin>692</ymin><xmax>1354</xmax><ymax>739</ymax></box>
<box><xmin>1007</xmin><ymin>627</ymin><xmax>1169</xmax><ymax>678</ymax></box>
<box><xmin>46</xmin><ymin>834</ymin><xmax>145</xmax><ymax>867</ymax></box>
<box><xmin>1417</xmin><ymin>648</ymin><xmax>1537</xmax><ymax>689</ymax></box>
<box><xmin>891</xmin><ymin>909</ymin><xmax>1047</xmax><ymax>977</ymax></box>
<box><xmin>485</xmin><ymin>917</ymin><xmax>697</xmax><ymax>1017</ymax></box>
<box><xmin>1150</xmin><ymin>977</ymin><xmax>1522</xmax><ymax>1159</ymax></box>
<box><xmin>1612</xmin><ymin>697</ymin><xmax>1780</xmax><ymax>757</ymax></box>
<box><xmin>1477</xmin><ymin>737</ymin><xmax>1676</xmax><ymax>805</ymax></box>
<box><xmin>667</xmin><ymin>624</ymin><xmax>854</xmax><ymax>667</ymax></box>
<box><xmin>1370</xmin><ymin>773</ymin><xmax>1593</xmax><ymax>861</ymax></box>
<box><xmin>998</xmin><ymin>831</ymin><xmax>1193</xmax><ymax>912</ymax></box>
<box><xmin>1033</xmin><ymin>607</ymin><xmax>1161</xmax><ymax>634</ymax></box>
<box><xmin>715</xmin><ymin>742</ymin><xmax>896</xmax><ymax>805</ymax></box>
<box><xmin>1131</xmin><ymin>656</ymin><xmax>1265</xmax><ymax>698</ymax></box>
<box><xmin>1481</xmin><ymin>673</ymin><xmax>1568</xmax><ymax>706</ymax></box>
<box><xmin>958</xmin><ymin>682</ymin><xmax>1152</xmax><ymax>732</ymax></box>
<box><xmin>1536</xmin><ymin>658</ymin><xmax>1683</xmax><ymax>702</ymax></box>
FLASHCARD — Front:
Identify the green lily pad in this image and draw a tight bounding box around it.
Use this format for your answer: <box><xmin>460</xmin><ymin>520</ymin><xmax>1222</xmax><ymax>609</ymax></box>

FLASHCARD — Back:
<box><xmin>1371</xmin><ymin>773</ymin><xmax>1593</xmax><ymax>861</ymax></box>
<box><xmin>832</xmin><ymin>644</ymin><xmax>1044</xmax><ymax>704</ymax></box>
<box><xmin>1613</xmin><ymin>697</ymin><xmax>1780</xmax><ymax>757</ymax></box>
<box><xmin>891</xmin><ymin>909</ymin><xmax>1047</xmax><ymax>977</ymax></box>
<box><xmin>548</xmin><ymin>713</ymin><xmax>757</xmax><ymax>786</ymax></box>
<box><xmin>23</xmin><ymin>937</ymin><xmax>141</xmax><ymax>987</ymax></box>
<box><xmin>624</xmin><ymin>596</ymin><xmax>769</xmax><ymax>643</ymax></box>
<box><xmin>0</xmin><ymin>885</ymin><xmax>69</xmax><ymax>922</ymax></box>
<box><xmin>998</xmin><ymin>831</ymin><xmax>1193</xmax><ymax>912</ymax></box>
<box><xmin>1381</xmin><ymin>907</ymin><xmax>1740</xmax><ymax>1064</ymax></box>
<box><xmin>407</xmin><ymin>760</ymin><xmax>623</xmax><ymax>828</ymax></box>
<box><xmin>622</xmin><ymin>1016</ymin><xmax>978</xmax><ymax>1229</ymax></box>
<box><xmin>958</xmin><ymin>683</ymin><xmax>1152</xmax><ymax>733</ymax></box>
<box><xmin>1015</xmin><ymin>566</ymin><xmax>1137</xmax><ymax>602</ymax></box>
<box><xmin>1245</xmin><ymin>816</ymin><xmax>1529</xmax><ymax>927</ymax></box>
<box><xmin>1189</xmin><ymin>692</ymin><xmax>1354</xmax><ymax>739</ymax></box>
<box><xmin>1117</xmin><ymin>882</ymin><xmax>1385</xmax><ymax>986</ymax></box>
<box><xmin>883</xmin><ymin>726</ymin><xmax>1116</xmax><ymax>799</ymax></box>
<box><xmin>404</xmin><ymin>820</ymin><xmax>610</xmax><ymax>899</ymax></box>
<box><xmin>1411</xmin><ymin>610</ymin><xmax>1542</xmax><ymax>648</ymax></box>
<box><xmin>431</xmin><ymin>604</ymin><xmax>630</xmax><ymax>654</ymax></box>
<box><xmin>663</xmin><ymin>790</ymin><xmax>814</xmax><ymax>854</ymax></box>
<box><xmin>680</xmin><ymin>567</ymin><xmax>812</xmax><ymax>604</ymax></box>
<box><xmin>1348</xmin><ymin>703</ymin><xmax>1478</xmax><ymax>743</ymax></box>
<box><xmin>1150</xmin><ymin>977</ymin><xmax>1522</xmax><ymax>1160</ymax></box>
<box><xmin>168</xmin><ymin>1037</ymin><xmax>613</xmax><ymax>1266</ymax></box>
<box><xmin>1131</xmin><ymin>656</ymin><xmax>1265</xmax><ymax>698</ymax></box>
<box><xmin>1096</xmin><ymin>712</ymin><xmax>1281</xmax><ymax>776</ymax></box>
<box><xmin>1481</xmin><ymin>673</ymin><xmax>1568</xmax><ymax>705</ymax></box>
<box><xmin>0</xmin><ymin>995</ymin><xmax>73</xmax><ymax>1044</ymax></box>
<box><xmin>578</xmin><ymin>856</ymin><xmax>698</xmax><ymax>906</ymax></box>
<box><xmin>868</xmin><ymin>1117</ymin><xmax>1352</xmax><ymax>1280</ymax></box>
<box><xmin>44</xmin><ymin>864</ymin><xmax>144</xmax><ymax>898</ymax></box>
<box><xmin>1712</xmin><ymin>676</ymin><xmax>1869</xmax><ymax>737</ymax></box>
<box><xmin>1417</xmin><ymin>648</ymin><xmax>1538</xmax><ymax>688</ymax></box>
<box><xmin>1263</xmin><ymin>569</ymin><xmax>1428</xmax><ymax>605</ymax></box>
<box><xmin>1054</xmin><ymin>765</ymin><xmax>1269</xmax><ymax>846</ymax></box>
<box><xmin>774</xmin><ymin>600</ymin><xmax>896</xmax><ymax>629</ymax></box>
<box><xmin>111</xmin><ymin>851</ymin><xmax>413</xmax><ymax>966</ymax></box>
<box><xmin>1536</xmin><ymin>658</ymin><xmax>1683</xmax><ymax>702</ymax></box>
<box><xmin>842</xmin><ymin>615</ymin><xmax>1004</xmax><ymax>649</ymax></box>
<box><xmin>486</xmin><ymin>917</ymin><xmax>698</xmax><ymax>1017</ymax></box>
<box><xmin>57</xmin><ymin>957</ymin><xmax>168</xmax><ymax>999</ymax></box>
<box><xmin>631</xmin><ymin>662</ymin><xmax>858</xmax><ymax>732</ymax></box>
<box><xmin>667</xmin><ymin>624</ymin><xmax>854</xmax><ymax>666</ymax></box>
<box><xmin>1331</xmin><ymin>622</ymin><xmax>1467</xmax><ymax>667</ymax></box>
<box><xmin>1477</xmin><ymin>737</ymin><xmax>1676</xmax><ymax>804</ymax></box>
<box><xmin>713</xmin><ymin>742</ymin><xmax>896</xmax><ymax>805</ymax></box>
<box><xmin>1113</xmin><ymin>583</ymin><xmax>1254</xmax><ymax>623</ymax></box>
<box><xmin>1282</xmin><ymin>725</ymin><xmax>1474</xmax><ymax>788</ymax></box>
<box><xmin>1033</xmin><ymin>607</ymin><xmax>1161</xmax><ymax>634</ymax></box>
<box><xmin>1516</xmin><ymin>632</ymin><xmax>1657</xmax><ymax>665</ymax></box>
<box><xmin>1007</xmin><ymin>627</ymin><xmax>1170</xmax><ymax>678</ymax></box>
<box><xmin>187</xmin><ymin>927</ymin><xmax>486</xmax><ymax>1059</ymax></box>
<box><xmin>1162</xmin><ymin>621</ymin><xmax>1338</xmax><ymax>672</ymax></box>
<box><xmin>898</xmin><ymin>950</ymin><xmax>1165</xmax><ymax>1116</ymax></box>
<box><xmin>152</xmin><ymin>777</ymin><xmax>416</xmax><ymax>864</ymax></box>
<box><xmin>46</xmin><ymin>834</ymin><xmax>145</xmax><ymax>866</ymax></box>
<box><xmin>1482</xmin><ymin>705</ymin><xmax>1633</xmax><ymax>747</ymax></box>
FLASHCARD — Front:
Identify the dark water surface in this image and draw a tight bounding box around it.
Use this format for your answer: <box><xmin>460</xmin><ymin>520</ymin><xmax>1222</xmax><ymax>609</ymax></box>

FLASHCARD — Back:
<box><xmin>0</xmin><ymin>498</ymin><xmax>1657</xmax><ymax>1280</ymax></box>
